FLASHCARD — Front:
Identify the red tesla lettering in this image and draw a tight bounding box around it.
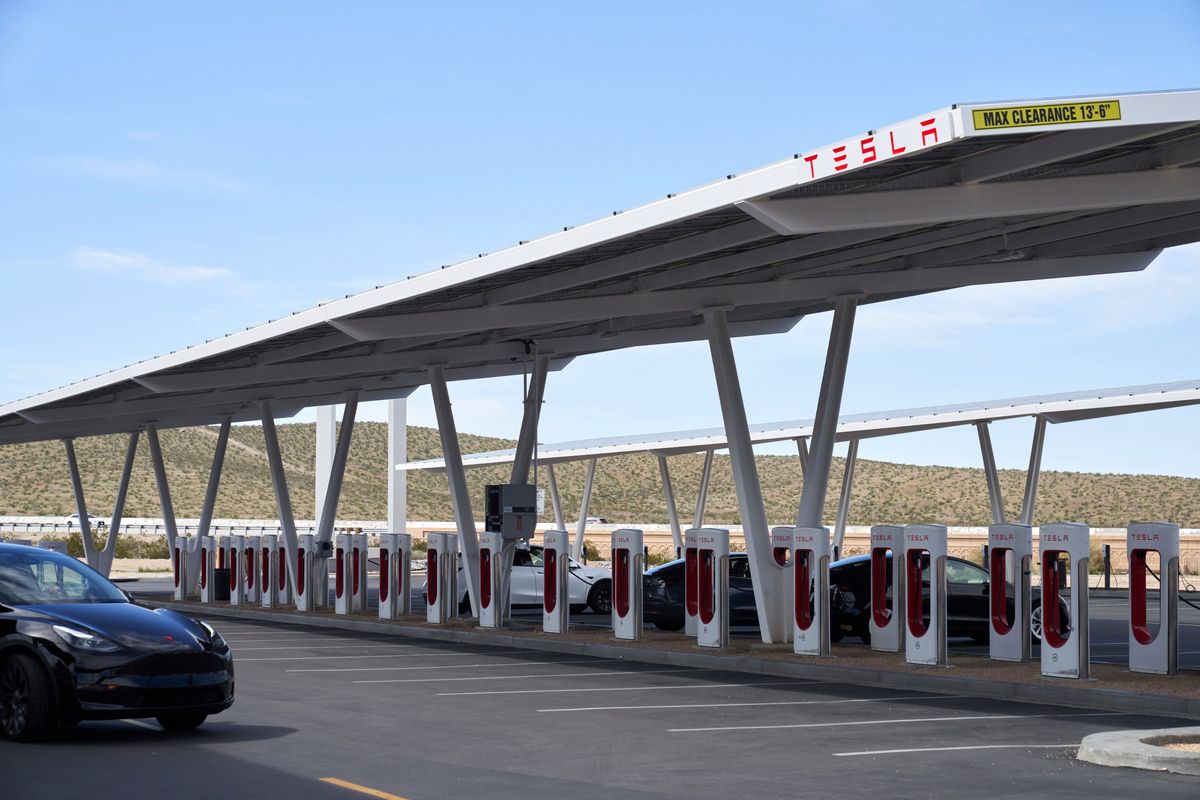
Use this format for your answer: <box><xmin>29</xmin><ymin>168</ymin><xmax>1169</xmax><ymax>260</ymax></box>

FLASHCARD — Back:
<box><xmin>860</xmin><ymin>136</ymin><xmax>876</xmax><ymax>163</ymax></box>
<box><xmin>832</xmin><ymin>144</ymin><xmax>848</xmax><ymax>172</ymax></box>
<box><xmin>920</xmin><ymin>118</ymin><xmax>938</xmax><ymax>146</ymax></box>
<box><xmin>803</xmin><ymin>153</ymin><xmax>819</xmax><ymax>178</ymax></box>
<box><xmin>889</xmin><ymin>130</ymin><xmax>906</xmax><ymax>155</ymax></box>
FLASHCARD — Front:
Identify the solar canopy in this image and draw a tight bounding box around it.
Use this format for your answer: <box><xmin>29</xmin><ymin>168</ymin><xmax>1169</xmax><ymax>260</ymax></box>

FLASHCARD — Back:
<box><xmin>3</xmin><ymin>89</ymin><xmax>1200</xmax><ymax>446</ymax></box>
<box><xmin>397</xmin><ymin>379</ymin><xmax>1200</xmax><ymax>471</ymax></box>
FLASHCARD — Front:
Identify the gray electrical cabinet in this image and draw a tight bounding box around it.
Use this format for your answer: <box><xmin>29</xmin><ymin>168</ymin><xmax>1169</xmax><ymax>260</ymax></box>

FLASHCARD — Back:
<box><xmin>484</xmin><ymin>484</ymin><xmax>538</xmax><ymax>539</ymax></box>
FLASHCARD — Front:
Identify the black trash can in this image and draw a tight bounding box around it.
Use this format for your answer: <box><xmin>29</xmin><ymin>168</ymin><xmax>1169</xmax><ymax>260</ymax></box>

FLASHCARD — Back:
<box><xmin>213</xmin><ymin>568</ymin><xmax>231</xmax><ymax>601</ymax></box>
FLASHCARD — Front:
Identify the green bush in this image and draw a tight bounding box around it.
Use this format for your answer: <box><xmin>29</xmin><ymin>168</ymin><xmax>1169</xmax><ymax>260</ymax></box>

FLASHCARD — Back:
<box><xmin>645</xmin><ymin>548</ymin><xmax>676</xmax><ymax>567</ymax></box>
<box><xmin>63</xmin><ymin>531</ymin><xmax>169</xmax><ymax>559</ymax></box>
<box><xmin>411</xmin><ymin>539</ymin><xmax>429</xmax><ymax>555</ymax></box>
<box><xmin>582</xmin><ymin>540</ymin><xmax>602</xmax><ymax>563</ymax></box>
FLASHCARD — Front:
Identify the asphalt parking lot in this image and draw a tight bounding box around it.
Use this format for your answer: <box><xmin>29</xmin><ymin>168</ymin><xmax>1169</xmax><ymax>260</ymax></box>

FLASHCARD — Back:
<box><xmin>4</xmin><ymin>616</ymin><xmax>1198</xmax><ymax>799</ymax></box>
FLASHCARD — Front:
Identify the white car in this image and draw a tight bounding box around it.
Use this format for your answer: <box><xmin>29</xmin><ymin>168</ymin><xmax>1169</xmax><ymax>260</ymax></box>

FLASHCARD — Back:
<box><xmin>435</xmin><ymin>544</ymin><xmax>612</xmax><ymax>615</ymax></box>
<box><xmin>64</xmin><ymin>513</ymin><xmax>105</xmax><ymax>529</ymax></box>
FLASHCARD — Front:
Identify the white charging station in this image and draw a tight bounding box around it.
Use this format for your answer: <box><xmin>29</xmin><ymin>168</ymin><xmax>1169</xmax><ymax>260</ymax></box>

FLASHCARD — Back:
<box><xmin>334</xmin><ymin>532</ymin><xmax>353</xmax><ymax>615</ymax></box>
<box><xmin>351</xmin><ymin>532</ymin><xmax>368</xmax><ymax>612</ymax></box>
<box><xmin>259</xmin><ymin>533</ymin><xmax>278</xmax><ymax>609</ymax></box>
<box><xmin>611</xmin><ymin>528</ymin><xmax>644</xmax><ymax>641</ymax></box>
<box><xmin>242</xmin><ymin>535</ymin><xmax>261</xmax><ymax>605</ymax></box>
<box><xmin>792</xmin><ymin>526</ymin><xmax>831</xmax><ymax>657</ymax></box>
<box><xmin>770</xmin><ymin>526</ymin><xmax>795</xmax><ymax>644</ymax></box>
<box><xmin>379</xmin><ymin>532</ymin><xmax>412</xmax><ymax>619</ymax></box>
<box><xmin>1039</xmin><ymin>522</ymin><xmax>1090</xmax><ymax>679</ymax></box>
<box><xmin>988</xmin><ymin>523</ymin><xmax>1032</xmax><ymax>662</ymax></box>
<box><xmin>542</xmin><ymin>530</ymin><xmax>571</xmax><ymax>634</ymax></box>
<box><xmin>684</xmin><ymin>528</ymin><xmax>701</xmax><ymax>637</ymax></box>
<box><xmin>694</xmin><ymin>528</ymin><xmax>730</xmax><ymax>649</ymax></box>
<box><xmin>172</xmin><ymin>537</ymin><xmax>189</xmax><ymax>601</ymax></box>
<box><xmin>199</xmin><ymin>535</ymin><xmax>216</xmax><ymax>603</ymax></box>
<box><xmin>228</xmin><ymin>534</ymin><xmax>245</xmax><ymax>606</ymax></box>
<box><xmin>294</xmin><ymin>532</ymin><xmax>316</xmax><ymax>612</ymax></box>
<box><xmin>1128</xmin><ymin>522</ymin><xmax>1179</xmax><ymax>675</ymax></box>
<box><xmin>478</xmin><ymin>531</ymin><xmax>505</xmax><ymax>629</ymax></box>
<box><xmin>275</xmin><ymin>536</ymin><xmax>292</xmax><ymax>607</ymax></box>
<box><xmin>425</xmin><ymin>531</ymin><xmax>459</xmax><ymax>624</ymax></box>
<box><xmin>905</xmin><ymin>523</ymin><xmax>948</xmax><ymax>667</ymax></box>
<box><xmin>869</xmin><ymin>524</ymin><xmax>905</xmax><ymax>653</ymax></box>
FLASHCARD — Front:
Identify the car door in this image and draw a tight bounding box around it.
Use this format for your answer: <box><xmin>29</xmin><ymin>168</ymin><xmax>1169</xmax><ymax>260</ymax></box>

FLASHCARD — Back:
<box><xmin>945</xmin><ymin>557</ymin><xmax>990</xmax><ymax>628</ymax></box>
<box><xmin>508</xmin><ymin>547</ymin><xmax>541</xmax><ymax>607</ymax></box>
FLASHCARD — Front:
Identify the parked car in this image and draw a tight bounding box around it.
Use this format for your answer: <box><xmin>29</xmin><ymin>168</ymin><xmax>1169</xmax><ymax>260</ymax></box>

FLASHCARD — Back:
<box><xmin>432</xmin><ymin>544</ymin><xmax>613</xmax><ymax>614</ymax></box>
<box><xmin>0</xmin><ymin>543</ymin><xmax>233</xmax><ymax>741</ymax></box>
<box><xmin>642</xmin><ymin>552</ymin><xmax>1067</xmax><ymax>643</ymax></box>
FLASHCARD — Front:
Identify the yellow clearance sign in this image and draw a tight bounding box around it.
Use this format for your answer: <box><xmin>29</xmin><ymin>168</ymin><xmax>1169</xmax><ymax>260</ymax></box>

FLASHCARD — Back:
<box><xmin>972</xmin><ymin>100</ymin><xmax>1121</xmax><ymax>130</ymax></box>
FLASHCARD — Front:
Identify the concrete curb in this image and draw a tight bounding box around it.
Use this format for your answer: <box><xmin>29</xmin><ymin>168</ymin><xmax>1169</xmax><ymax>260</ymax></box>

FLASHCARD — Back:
<box><xmin>154</xmin><ymin>602</ymin><xmax>1200</xmax><ymax>720</ymax></box>
<box><xmin>1079</xmin><ymin>727</ymin><xmax>1200</xmax><ymax>775</ymax></box>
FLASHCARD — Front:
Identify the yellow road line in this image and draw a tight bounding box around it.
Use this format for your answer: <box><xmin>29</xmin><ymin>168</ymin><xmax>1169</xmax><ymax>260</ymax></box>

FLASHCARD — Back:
<box><xmin>319</xmin><ymin>777</ymin><xmax>411</xmax><ymax>800</ymax></box>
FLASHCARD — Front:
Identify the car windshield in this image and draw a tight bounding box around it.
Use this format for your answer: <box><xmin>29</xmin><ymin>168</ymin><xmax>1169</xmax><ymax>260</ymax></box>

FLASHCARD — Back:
<box><xmin>0</xmin><ymin>549</ymin><xmax>128</xmax><ymax>605</ymax></box>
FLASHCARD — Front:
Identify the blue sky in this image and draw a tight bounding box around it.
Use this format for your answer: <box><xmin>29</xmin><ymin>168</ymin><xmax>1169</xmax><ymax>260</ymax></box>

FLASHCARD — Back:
<box><xmin>2</xmin><ymin>1</ymin><xmax>1199</xmax><ymax>476</ymax></box>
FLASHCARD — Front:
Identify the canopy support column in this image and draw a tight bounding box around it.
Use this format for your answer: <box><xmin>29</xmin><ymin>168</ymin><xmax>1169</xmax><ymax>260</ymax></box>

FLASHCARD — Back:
<box><xmin>976</xmin><ymin>422</ymin><xmax>1006</xmax><ymax>524</ymax></box>
<box><xmin>146</xmin><ymin>426</ymin><xmax>179</xmax><ymax>554</ymax></box>
<box><xmin>315</xmin><ymin>405</ymin><xmax>336</xmax><ymax>524</ymax></box>
<box><xmin>704</xmin><ymin>308</ymin><xmax>782</xmax><ymax>643</ymax></box>
<box><xmin>511</xmin><ymin>356</ymin><xmax>549</xmax><ymax>485</ymax></box>
<box><xmin>796</xmin><ymin>298</ymin><xmax>858</xmax><ymax>529</ymax></box>
<box><xmin>316</xmin><ymin>395</ymin><xmax>359</xmax><ymax>544</ymax></box>
<box><xmin>1019</xmin><ymin>416</ymin><xmax>1048</xmax><ymax>527</ymax></box>
<box><xmin>657</xmin><ymin>454</ymin><xmax>683</xmax><ymax>554</ymax></box>
<box><xmin>832</xmin><ymin>438</ymin><xmax>858</xmax><ymax>557</ymax></box>
<box><xmin>572</xmin><ymin>458</ymin><xmax>597</xmax><ymax>561</ymax></box>
<box><xmin>261</xmin><ymin>402</ymin><xmax>300</xmax><ymax>597</ymax></box>
<box><xmin>547</xmin><ymin>463</ymin><xmax>565</xmax><ymax>531</ymax></box>
<box><xmin>429</xmin><ymin>366</ymin><xmax>480</xmax><ymax>617</ymax></box>
<box><xmin>693</xmin><ymin>448</ymin><xmax>714</xmax><ymax>531</ymax></box>
<box><xmin>796</xmin><ymin>438</ymin><xmax>810</xmax><ymax>479</ymax></box>
<box><xmin>188</xmin><ymin>417</ymin><xmax>231</xmax><ymax>591</ymax></box>
<box><xmin>62</xmin><ymin>438</ymin><xmax>99</xmax><ymax>570</ymax></box>
<box><xmin>387</xmin><ymin>398</ymin><xmax>408</xmax><ymax>534</ymax></box>
<box><xmin>95</xmin><ymin>432</ymin><xmax>139</xmax><ymax>577</ymax></box>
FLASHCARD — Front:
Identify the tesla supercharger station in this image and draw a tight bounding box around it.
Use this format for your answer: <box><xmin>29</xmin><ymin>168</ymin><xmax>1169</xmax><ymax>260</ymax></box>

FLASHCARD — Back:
<box><xmin>295</xmin><ymin>533</ymin><xmax>316</xmax><ymax>612</ymax></box>
<box><xmin>1039</xmin><ymin>522</ymin><xmax>1090</xmax><ymax>679</ymax></box>
<box><xmin>543</xmin><ymin>530</ymin><xmax>571</xmax><ymax>634</ymax></box>
<box><xmin>684</xmin><ymin>528</ymin><xmax>702</xmax><ymax>637</ymax></box>
<box><xmin>611</xmin><ymin>528</ymin><xmax>644</xmax><ymax>641</ymax></box>
<box><xmin>199</xmin><ymin>535</ymin><xmax>216</xmax><ymax>604</ymax></box>
<box><xmin>425</xmin><ymin>531</ymin><xmax>459</xmax><ymax>625</ymax></box>
<box><xmin>351</xmin><ymin>532</ymin><xmax>369</xmax><ymax>612</ymax></box>
<box><xmin>905</xmin><ymin>524</ymin><xmax>948</xmax><ymax>667</ymax></box>
<box><xmin>334</xmin><ymin>532</ymin><xmax>353</xmax><ymax>615</ymax></box>
<box><xmin>478</xmin><ymin>531</ymin><xmax>506</xmax><ymax>628</ymax></box>
<box><xmin>792</xmin><ymin>526</ymin><xmax>831</xmax><ymax>657</ymax></box>
<box><xmin>379</xmin><ymin>532</ymin><xmax>412</xmax><ymax>620</ymax></box>
<box><xmin>988</xmin><ymin>523</ymin><xmax>1033</xmax><ymax>662</ymax></box>
<box><xmin>172</xmin><ymin>538</ymin><xmax>189</xmax><ymax>601</ymax></box>
<box><xmin>228</xmin><ymin>534</ymin><xmax>245</xmax><ymax>606</ymax></box>
<box><xmin>259</xmin><ymin>533</ymin><xmax>279</xmax><ymax>609</ymax></box>
<box><xmin>242</xmin><ymin>535</ymin><xmax>261</xmax><ymax>605</ymax></box>
<box><xmin>770</xmin><ymin>527</ymin><xmax>794</xmax><ymax>645</ymax></box>
<box><xmin>1128</xmin><ymin>522</ymin><xmax>1179</xmax><ymax>675</ymax></box>
<box><xmin>694</xmin><ymin>528</ymin><xmax>730</xmax><ymax>649</ymax></box>
<box><xmin>869</xmin><ymin>525</ymin><xmax>905</xmax><ymax>653</ymax></box>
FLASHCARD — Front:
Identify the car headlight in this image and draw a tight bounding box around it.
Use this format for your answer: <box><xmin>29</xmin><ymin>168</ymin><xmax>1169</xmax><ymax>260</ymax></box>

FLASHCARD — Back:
<box><xmin>199</xmin><ymin>620</ymin><xmax>227</xmax><ymax>649</ymax></box>
<box><xmin>52</xmin><ymin>624</ymin><xmax>120</xmax><ymax>653</ymax></box>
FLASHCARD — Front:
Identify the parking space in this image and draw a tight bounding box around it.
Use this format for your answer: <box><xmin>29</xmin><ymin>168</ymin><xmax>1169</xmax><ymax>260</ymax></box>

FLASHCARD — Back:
<box><xmin>4</xmin><ymin>617</ymin><xmax>1198</xmax><ymax>799</ymax></box>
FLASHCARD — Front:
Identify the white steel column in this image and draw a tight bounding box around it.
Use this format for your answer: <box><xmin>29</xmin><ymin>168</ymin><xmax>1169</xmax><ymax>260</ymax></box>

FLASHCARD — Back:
<box><xmin>191</xmin><ymin>417</ymin><xmax>231</xmax><ymax>590</ymax></box>
<box><xmin>261</xmin><ymin>402</ymin><xmax>300</xmax><ymax>596</ymax></box>
<box><xmin>796</xmin><ymin>438</ymin><xmax>810</xmax><ymax>479</ymax></box>
<box><xmin>693</xmin><ymin>448</ymin><xmax>714</xmax><ymax>530</ymax></box>
<box><xmin>657</xmin><ymin>454</ymin><xmax>684</xmax><ymax>553</ymax></box>
<box><xmin>976</xmin><ymin>422</ymin><xmax>1006</xmax><ymax>524</ymax></box>
<box><xmin>832</xmin><ymin>439</ymin><xmax>859</xmax><ymax>556</ymax></box>
<box><xmin>315</xmin><ymin>405</ymin><xmax>336</xmax><ymax>523</ymax></box>
<box><xmin>511</xmin><ymin>356</ymin><xmax>549</xmax><ymax>485</ymax></box>
<box><xmin>62</xmin><ymin>438</ymin><xmax>99</xmax><ymax>570</ymax></box>
<box><xmin>146</xmin><ymin>426</ymin><xmax>180</xmax><ymax>553</ymax></box>
<box><xmin>571</xmin><ymin>457</ymin><xmax>597</xmax><ymax>561</ymax></box>
<box><xmin>316</xmin><ymin>394</ymin><xmax>359</xmax><ymax>544</ymax></box>
<box><xmin>387</xmin><ymin>398</ymin><xmax>408</xmax><ymax>533</ymax></box>
<box><xmin>1019</xmin><ymin>416</ymin><xmax>1048</xmax><ymax>527</ymax></box>
<box><xmin>100</xmin><ymin>432</ymin><xmax>139</xmax><ymax>576</ymax></box>
<box><xmin>429</xmin><ymin>366</ymin><xmax>480</xmax><ymax>617</ymax></box>
<box><xmin>796</xmin><ymin>298</ymin><xmax>858</xmax><ymax>529</ymax></box>
<box><xmin>704</xmin><ymin>308</ymin><xmax>782</xmax><ymax>643</ymax></box>
<box><xmin>547</xmin><ymin>463</ymin><xmax>566</xmax><ymax>531</ymax></box>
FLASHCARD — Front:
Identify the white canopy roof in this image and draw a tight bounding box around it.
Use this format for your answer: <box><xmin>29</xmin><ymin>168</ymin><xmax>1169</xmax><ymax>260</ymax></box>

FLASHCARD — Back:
<box><xmin>398</xmin><ymin>379</ymin><xmax>1200</xmax><ymax>471</ymax></box>
<box><xmin>4</xmin><ymin>89</ymin><xmax>1200</xmax><ymax>445</ymax></box>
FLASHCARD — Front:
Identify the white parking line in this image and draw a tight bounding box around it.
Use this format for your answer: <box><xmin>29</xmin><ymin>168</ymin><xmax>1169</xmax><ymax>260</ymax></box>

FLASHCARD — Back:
<box><xmin>288</xmin><ymin>657</ymin><xmax>599</xmax><ymax>673</ymax></box>
<box><xmin>834</xmin><ymin>743</ymin><xmax>1079</xmax><ymax>756</ymax></box>
<box><xmin>669</xmin><ymin>711</ymin><xmax>1121</xmax><ymax>733</ymax></box>
<box><xmin>537</xmin><ymin>694</ymin><xmax>967</xmax><ymax>713</ymax></box>
<box><xmin>232</xmin><ymin>644</ymin><xmax>419</xmax><ymax>652</ymax></box>
<box><xmin>236</xmin><ymin>652</ymin><xmax>430</xmax><ymax>662</ymax></box>
<box><xmin>359</xmin><ymin>668</ymin><xmax>704</xmax><ymax>685</ymax></box>
<box><xmin>439</xmin><ymin>679</ymin><xmax>820</xmax><ymax>697</ymax></box>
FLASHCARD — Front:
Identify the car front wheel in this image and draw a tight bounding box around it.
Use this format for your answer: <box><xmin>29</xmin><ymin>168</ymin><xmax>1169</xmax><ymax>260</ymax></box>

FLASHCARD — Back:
<box><xmin>1031</xmin><ymin>601</ymin><xmax>1043</xmax><ymax>643</ymax></box>
<box><xmin>0</xmin><ymin>654</ymin><xmax>56</xmax><ymax>743</ymax></box>
<box><xmin>156</xmin><ymin>711</ymin><xmax>208</xmax><ymax>732</ymax></box>
<box><xmin>588</xmin><ymin>580</ymin><xmax>612</xmax><ymax>614</ymax></box>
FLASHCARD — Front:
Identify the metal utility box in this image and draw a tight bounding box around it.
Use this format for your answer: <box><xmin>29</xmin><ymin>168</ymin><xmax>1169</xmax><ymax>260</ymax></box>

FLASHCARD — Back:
<box><xmin>484</xmin><ymin>484</ymin><xmax>538</xmax><ymax>539</ymax></box>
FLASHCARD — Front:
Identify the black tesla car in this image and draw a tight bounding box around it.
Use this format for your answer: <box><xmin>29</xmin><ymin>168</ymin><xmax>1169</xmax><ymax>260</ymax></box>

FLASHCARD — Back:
<box><xmin>642</xmin><ymin>552</ymin><xmax>1065</xmax><ymax>643</ymax></box>
<box><xmin>0</xmin><ymin>543</ymin><xmax>233</xmax><ymax>742</ymax></box>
